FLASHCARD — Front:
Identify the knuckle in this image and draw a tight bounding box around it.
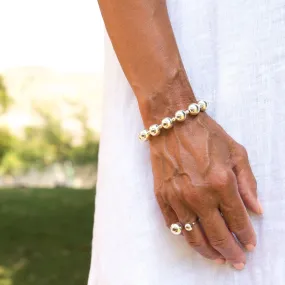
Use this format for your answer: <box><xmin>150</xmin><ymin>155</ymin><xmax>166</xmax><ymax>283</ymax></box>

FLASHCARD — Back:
<box><xmin>209</xmin><ymin>236</ymin><xmax>228</xmax><ymax>249</ymax></box>
<box><xmin>231</xmin><ymin>219</ymin><xmax>248</xmax><ymax>233</ymax></box>
<box><xmin>240</xmin><ymin>177</ymin><xmax>257</xmax><ymax>197</ymax></box>
<box><xmin>237</xmin><ymin>144</ymin><xmax>248</xmax><ymax>158</ymax></box>
<box><xmin>186</xmin><ymin>236</ymin><xmax>204</xmax><ymax>248</ymax></box>
<box><xmin>182</xmin><ymin>190</ymin><xmax>204</xmax><ymax>210</ymax></box>
<box><xmin>233</xmin><ymin>144</ymin><xmax>249</xmax><ymax>164</ymax></box>
<box><xmin>208</xmin><ymin>168</ymin><xmax>234</xmax><ymax>190</ymax></box>
<box><xmin>173</xmin><ymin>186</ymin><xmax>185</xmax><ymax>200</ymax></box>
<box><xmin>185</xmin><ymin>236</ymin><xmax>215</xmax><ymax>260</ymax></box>
<box><xmin>239</xmin><ymin>188</ymin><xmax>251</xmax><ymax>199</ymax></box>
<box><xmin>227</xmin><ymin>209</ymin><xmax>248</xmax><ymax>228</ymax></box>
<box><xmin>183</xmin><ymin>189</ymin><xmax>200</xmax><ymax>203</ymax></box>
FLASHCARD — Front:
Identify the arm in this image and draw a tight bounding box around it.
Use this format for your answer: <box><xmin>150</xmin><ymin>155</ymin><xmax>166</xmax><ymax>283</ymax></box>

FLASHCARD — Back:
<box><xmin>98</xmin><ymin>0</ymin><xmax>193</xmax><ymax>126</ymax></box>
<box><xmin>98</xmin><ymin>0</ymin><xmax>262</xmax><ymax>269</ymax></box>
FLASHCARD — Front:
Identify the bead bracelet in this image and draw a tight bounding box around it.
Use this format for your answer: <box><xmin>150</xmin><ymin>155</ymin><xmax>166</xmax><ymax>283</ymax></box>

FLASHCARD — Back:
<box><xmin>139</xmin><ymin>100</ymin><xmax>208</xmax><ymax>141</ymax></box>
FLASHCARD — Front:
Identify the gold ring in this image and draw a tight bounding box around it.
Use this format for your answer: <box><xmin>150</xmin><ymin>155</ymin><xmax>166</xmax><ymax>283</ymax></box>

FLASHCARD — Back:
<box><xmin>170</xmin><ymin>223</ymin><xmax>183</xmax><ymax>235</ymax></box>
<box><xmin>184</xmin><ymin>220</ymin><xmax>198</xmax><ymax>232</ymax></box>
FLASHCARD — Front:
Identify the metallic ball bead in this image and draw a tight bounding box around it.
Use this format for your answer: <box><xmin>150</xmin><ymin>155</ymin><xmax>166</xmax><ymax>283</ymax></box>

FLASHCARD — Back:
<box><xmin>149</xmin><ymin>124</ymin><xmax>161</xmax><ymax>136</ymax></box>
<box><xmin>184</xmin><ymin>223</ymin><xmax>193</xmax><ymax>232</ymax></box>
<box><xmin>170</xmin><ymin>223</ymin><xmax>183</xmax><ymax>235</ymax></box>
<box><xmin>139</xmin><ymin>130</ymin><xmax>150</xmax><ymax>141</ymax></box>
<box><xmin>175</xmin><ymin>110</ymin><xmax>187</xmax><ymax>122</ymax></box>
<box><xmin>198</xmin><ymin>100</ymin><xmax>208</xmax><ymax>112</ymax></box>
<box><xmin>188</xmin><ymin>103</ymin><xmax>201</xmax><ymax>115</ymax></box>
<box><xmin>161</xmin><ymin>117</ymin><xmax>173</xmax><ymax>129</ymax></box>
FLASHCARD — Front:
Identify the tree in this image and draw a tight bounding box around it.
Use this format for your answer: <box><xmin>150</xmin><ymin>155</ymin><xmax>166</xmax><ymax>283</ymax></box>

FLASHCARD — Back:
<box><xmin>19</xmin><ymin>107</ymin><xmax>73</xmax><ymax>169</ymax></box>
<box><xmin>70</xmin><ymin>106</ymin><xmax>99</xmax><ymax>165</ymax></box>
<box><xmin>0</xmin><ymin>75</ymin><xmax>12</xmax><ymax>114</ymax></box>
<box><xmin>0</xmin><ymin>127</ymin><xmax>15</xmax><ymax>163</ymax></box>
<box><xmin>0</xmin><ymin>102</ymin><xmax>99</xmax><ymax>175</ymax></box>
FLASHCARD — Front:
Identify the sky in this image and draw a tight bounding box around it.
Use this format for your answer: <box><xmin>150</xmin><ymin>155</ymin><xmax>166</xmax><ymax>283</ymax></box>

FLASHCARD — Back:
<box><xmin>0</xmin><ymin>0</ymin><xmax>104</xmax><ymax>73</ymax></box>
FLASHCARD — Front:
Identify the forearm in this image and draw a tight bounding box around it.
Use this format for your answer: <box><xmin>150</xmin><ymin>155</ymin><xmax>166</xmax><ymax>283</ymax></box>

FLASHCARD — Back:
<box><xmin>98</xmin><ymin>0</ymin><xmax>196</xmax><ymax>126</ymax></box>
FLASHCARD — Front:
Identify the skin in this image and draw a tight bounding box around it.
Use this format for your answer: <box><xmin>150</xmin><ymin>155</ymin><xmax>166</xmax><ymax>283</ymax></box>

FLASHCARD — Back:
<box><xmin>98</xmin><ymin>0</ymin><xmax>263</xmax><ymax>270</ymax></box>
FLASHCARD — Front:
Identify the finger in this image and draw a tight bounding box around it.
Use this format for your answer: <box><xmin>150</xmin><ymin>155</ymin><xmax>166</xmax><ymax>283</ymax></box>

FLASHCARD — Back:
<box><xmin>232</xmin><ymin>149</ymin><xmax>263</xmax><ymax>215</ymax></box>
<box><xmin>184</xmin><ymin>221</ymin><xmax>225</xmax><ymax>264</ymax></box>
<box><xmin>199</xmin><ymin>210</ymin><xmax>246</xmax><ymax>270</ymax></box>
<box><xmin>155</xmin><ymin>193</ymin><xmax>179</xmax><ymax>228</ymax></box>
<box><xmin>220</xmin><ymin>189</ymin><xmax>256</xmax><ymax>251</ymax></box>
<box><xmin>170</xmin><ymin>198</ymin><xmax>224</xmax><ymax>263</ymax></box>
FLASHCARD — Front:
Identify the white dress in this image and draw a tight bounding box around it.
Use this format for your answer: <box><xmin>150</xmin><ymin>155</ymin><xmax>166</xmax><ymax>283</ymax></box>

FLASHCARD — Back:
<box><xmin>89</xmin><ymin>1</ymin><xmax>285</xmax><ymax>284</ymax></box>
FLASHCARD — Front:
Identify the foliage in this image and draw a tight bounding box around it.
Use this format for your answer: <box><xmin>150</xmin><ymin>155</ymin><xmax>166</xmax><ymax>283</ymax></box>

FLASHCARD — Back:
<box><xmin>0</xmin><ymin>76</ymin><xmax>12</xmax><ymax>114</ymax></box>
<box><xmin>0</xmin><ymin>128</ymin><xmax>15</xmax><ymax>162</ymax></box>
<box><xmin>18</xmin><ymin>107</ymin><xmax>74</xmax><ymax>170</ymax></box>
<box><xmin>0</xmin><ymin>128</ymin><xmax>22</xmax><ymax>175</ymax></box>
<box><xmin>0</xmin><ymin>78</ymin><xmax>15</xmax><ymax>175</ymax></box>
<box><xmin>70</xmin><ymin>107</ymin><xmax>99</xmax><ymax>165</ymax></box>
<box><xmin>0</xmin><ymin>151</ymin><xmax>24</xmax><ymax>176</ymax></box>
<box><xmin>0</xmin><ymin>76</ymin><xmax>99</xmax><ymax>175</ymax></box>
<box><xmin>0</xmin><ymin>107</ymin><xmax>99</xmax><ymax>175</ymax></box>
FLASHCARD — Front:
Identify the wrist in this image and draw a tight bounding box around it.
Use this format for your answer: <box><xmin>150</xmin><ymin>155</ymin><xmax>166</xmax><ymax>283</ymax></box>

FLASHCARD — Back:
<box><xmin>136</xmin><ymin>68</ymin><xmax>196</xmax><ymax>127</ymax></box>
<box><xmin>138</xmin><ymin>99</ymin><xmax>208</xmax><ymax>142</ymax></box>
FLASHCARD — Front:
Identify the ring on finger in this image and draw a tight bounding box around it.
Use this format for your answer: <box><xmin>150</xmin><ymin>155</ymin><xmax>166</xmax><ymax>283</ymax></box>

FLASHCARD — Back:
<box><xmin>170</xmin><ymin>223</ymin><xmax>183</xmax><ymax>235</ymax></box>
<box><xmin>184</xmin><ymin>219</ymin><xmax>199</xmax><ymax>232</ymax></box>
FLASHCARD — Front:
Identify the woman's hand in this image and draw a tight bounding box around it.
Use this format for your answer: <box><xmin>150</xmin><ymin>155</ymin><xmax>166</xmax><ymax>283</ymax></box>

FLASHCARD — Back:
<box><xmin>98</xmin><ymin>0</ymin><xmax>262</xmax><ymax>269</ymax></box>
<box><xmin>150</xmin><ymin>112</ymin><xmax>263</xmax><ymax>269</ymax></box>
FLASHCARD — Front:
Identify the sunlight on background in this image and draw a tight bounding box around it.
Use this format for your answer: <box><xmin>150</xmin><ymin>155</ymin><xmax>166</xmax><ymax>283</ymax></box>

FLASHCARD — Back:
<box><xmin>0</xmin><ymin>0</ymin><xmax>104</xmax><ymax>73</ymax></box>
<box><xmin>0</xmin><ymin>0</ymin><xmax>104</xmax><ymax>133</ymax></box>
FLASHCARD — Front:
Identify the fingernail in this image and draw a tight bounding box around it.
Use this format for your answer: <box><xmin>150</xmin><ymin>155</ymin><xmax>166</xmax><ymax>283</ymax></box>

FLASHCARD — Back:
<box><xmin>233</xmin><ymin>263</ymin><xmax>245</xmax><ymax>270</ymax></box>
<box><xmin>258</xmin><ymin>201</ymin><xmax>264</xmax><ymax>215</ymax></box>
<box><xmin>215</xmin><ymin>258</ymin><xmax>226</xmax><ymax>265</ymax></box>
<box><xmin>245</xmin><ymin>244</ymin><xmax>255</xmax><ymax>252</ymax></box>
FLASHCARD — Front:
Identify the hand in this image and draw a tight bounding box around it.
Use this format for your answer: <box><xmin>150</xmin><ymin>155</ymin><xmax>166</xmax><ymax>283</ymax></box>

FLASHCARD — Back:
<box><xmin>150</xmin><ymin>112</ymin><xmax>263</xmax><ymax>270</ymax></box>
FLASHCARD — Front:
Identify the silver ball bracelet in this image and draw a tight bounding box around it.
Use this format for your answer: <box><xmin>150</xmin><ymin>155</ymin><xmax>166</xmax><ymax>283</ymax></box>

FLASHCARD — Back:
<box><xmin>139</xmin><ymin>100</ymin><xmax>208</xmax><ymax>142</ymax></box>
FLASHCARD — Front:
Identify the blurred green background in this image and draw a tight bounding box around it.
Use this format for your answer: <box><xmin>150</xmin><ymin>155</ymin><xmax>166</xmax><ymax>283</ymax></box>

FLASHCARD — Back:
<box><xmin>0</xmin><ymin>73</ymin><xmax>99</xmax><ymax>285</ymax></box>
<box><xmin>0</xmin><ymin>75</ymin><xmax>99</xmax><ymax>179</ymax></box>
<box><xmin>0</xmin><ymin>1</ymin><xmax>104</xmax><ymax>284</ymax></box>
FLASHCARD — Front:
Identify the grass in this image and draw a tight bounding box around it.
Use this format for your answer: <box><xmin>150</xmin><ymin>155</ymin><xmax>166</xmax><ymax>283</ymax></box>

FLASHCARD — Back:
<box><xmin>0</xmin><ymin>188</ymin><xmax>95</xmax><ymax>285</ymax></box>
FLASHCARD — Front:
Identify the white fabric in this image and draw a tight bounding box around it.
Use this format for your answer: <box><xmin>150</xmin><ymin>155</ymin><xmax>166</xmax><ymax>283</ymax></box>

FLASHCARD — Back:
<box><xmin>89</xmin><ymin>1</ymin><xmax>285</xmax><ymax>284</ymax></box>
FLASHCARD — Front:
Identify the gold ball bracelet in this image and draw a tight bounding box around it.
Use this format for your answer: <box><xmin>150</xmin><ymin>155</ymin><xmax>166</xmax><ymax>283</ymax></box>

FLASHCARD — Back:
<box><xmin>139</xmin><ymin>100</ymin><xmax>208</xmax><ymax>142</ymax></box>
